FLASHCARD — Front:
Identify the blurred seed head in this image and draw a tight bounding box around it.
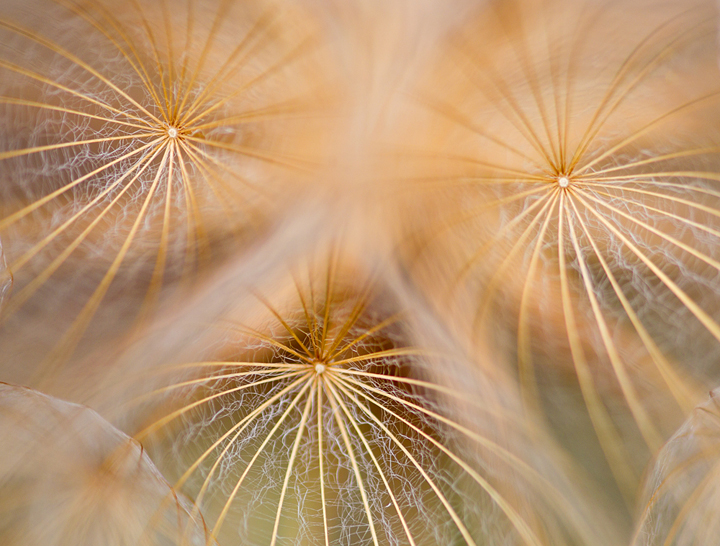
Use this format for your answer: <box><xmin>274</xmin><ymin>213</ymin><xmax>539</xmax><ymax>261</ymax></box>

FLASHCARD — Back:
<box><xmin>636</xmin><ymin>387</ymin><xmax>720</xmax><ymax>546</ymax></box>
<box><xmin>0</xmin><ymin>383</ymin><xmax>213</xmax><ymax>546</ymax></box>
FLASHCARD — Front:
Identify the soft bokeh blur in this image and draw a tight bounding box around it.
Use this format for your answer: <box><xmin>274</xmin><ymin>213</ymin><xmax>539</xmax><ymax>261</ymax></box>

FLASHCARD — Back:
<box><xmin>1</xmin><ymin>0</ymin><xmax>720</xmax><ymax>545</ymax></box>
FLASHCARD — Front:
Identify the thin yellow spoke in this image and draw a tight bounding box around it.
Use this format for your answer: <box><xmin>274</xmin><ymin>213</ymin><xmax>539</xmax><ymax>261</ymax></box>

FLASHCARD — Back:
<box><xmin>0</xmin><ymin>58</ymin><xmax>153</xmax><ymax>126</ymax></box>
<box><xmin>511</xmin><ymin>5</ymin><xmax>562</xmax><ymax>169</ymax></box>
<box><xmin>329</xmin><ymin>312</ymin><xmax>405</xmax><ymax>362</ymax></box>
<box><xmin>329</xmin><ymin>376</ymin><xmax>417</xmax><ymax>546</ymax></box>
<box><xmin>253</xmin><ymin>291</ymin><xmax>314</xmax><ymax>359</ymax></box>
<box><xmin>171</xmin><ymin>144</ymin><xmax>252</xmax><ymax>278</ymax></box>
<box><xmin>573</xmin><ymin>190</ymin><xmax>720</xmax><ymax>346</ymax></box>
<box><xmin>403</xmin><ymin>185</ymin><xmax>553</xmax><ymax>272</ymax></box>
<box><xmin>183</xmin><ymin>135</ymin><xmax>312</xmax><ymax>171</ymax></box>
<box><xmin>190</xmin><ymin>98</ymin><xmax>317</xmax><ymax>132</ymax></box>
<box><xmin>8</xmin><ymin>138</ymin><xmax>163</xmax><ymax>273</ymax></box>
<box><xmin>121</xmin><ymin>359</ymin><xmax>304</xmax><ymax>387</ymax></box>
<box><xmin>410</xmin><ymin>93</ymin><xmax>545</xmax><ymax>170</ymax></box>
<box><xmin>567</xmin><ymin>194</ymin><xmax>699</xmax><ymax>412</ymax></box>
<box><xmin>53</xmin><ymin>0</ymin><xmax>167</xmax><ymax>115</ymax></box>
<box><xmin>453</xmin><ymin>188</ymin><xmax>555</xmax><ymax>292</ymax></box>
<box><xmin>588</xmin><ymin>187</ymin><xmax>720</xmax><ymax>243</ymax></box>
<box><xmin>559</xmin><ymin>7</ymin><xmax>591</xmax><ymax>172</ymax></box>
<box><xmin>0</xmin><ymin>132</ymin><xmax>158</xmax><ymax>162</ymax></box>
<box><xmin>307</xmin><ymin>265</ymin><xmax>320</xmax><ymax>349</ymax></box>
<box><xmin>472</xmin><ymin>190</ymin><xmax>559</xmax><ymax>332</ymax></box>
<box><xmin>515</xmin><ymin>188</ymin><xmax>560</xmax><ymax>412</ymax></box>
<box><xmin>175</xmin><ymin>1</ymin><xmax>271</xmax><ymax>124</ymax></box>
<box><xmin>572</xmin><ymin>22</ymin><xmax>713</xmax><ymax>170</ymax></box>
<box><xmin>329</xmin><ymin>348</ymin><xmax>425</xmax><ymax>367</ymax></box>
<box><xmin>39</xmin><ymin>143</ymin><xmax>173</xmax><ymax>376</ymax></box>
<box><xmin>542</xmin><ymin>3</ymin><xmax>571</xmax><ymax>168</ymax></box>
<box><xmin>174</xmin><ymin>140</ymin><xmax>211</xmax><ymax>273</ymax></box>
<box><xmin>574</xmin><ymin>90</ymin><xmax>720</xmax><ymax>176</ymax></box>
<box><xmin>3</xmin><ymin>141</ymin><xmax>165</xmax><ymax>319</ymax></box>
<box><xmin>159</xmin><ymin>0</ymin><xmax>176</xmax><ymax>115</ymax></box>
<box><xmin>175</xmin><ymin>373</ymin><xmax>311</xmax><ymax>495</ymax></box>
<box><xmin>323</xmin><ymin>379</ymin><xmax>380</xmax><ymax>546</ymax></box>
<box><xmin>564</xmin><ymin>194</ymin><xmax>663</xmax><ymax>449</ymax></box>
<box><xmin>492</xmin><ymin>8</ymin><xmax>559</xmax><ymax>169</ymax></box>
<box><xmin>182</xmin><ymin>17</ymin><xmax>310</xmax><ymax>128</ymax></box>
<box><xmin>0</xmin><ymin>18</ymin><xmax>164</xmax><ymax>125</ymax></box>
<box><xmin>574</xmin><ymin>179</ymin><xmax>720</xmax><ymax>221</ymax></box>
<box><xmin>126</xmin><ymin>0</ymin><xmax>171</xmax><ymax>119</ymax></box>
<box><xmin>182</xmin><ymin>139</ymin><xmax>270</xmax><ymax>197</ymax></box>
<box><xmin>171</xmin><ymin>0</ymin><xmax>195</xmax><ymax>122</ymax></box>
<box><xmin>327</xmin><ymin>376</ymin><xmax>480</xmax><ymax>546</ymax></box>
<box><xmin>134</xmin><ymin>370</ymin><xmax>307</xmax><ymax>440</ymax></box>
<box><xmin>293</xmin><ymin>274</ymin><xmax>319</xmax><ymax>355</ymax></box>
<box><xmin>578</xmin><ymin>189</ymin><xmax>720</xmax><ymax>272</ymax></box>
<box><xmin>577</xmin><ymin>146</ymin><xmax>720</xmax><ymax>177</ymax></box>
<box><xmin>416</xmin><ymin>97</ymin><xmax>542</xmax><ymax>170</ymax></box>
<box><xmin>320</xmin><ymin>251</ymin><xmax>339</xmax><ymax>356</ymax></box>
<box><xmin>333</xmin><ymin>368</ymin><xmax>479</xmax><ymax>404</ymax></box>
<box><xmin>227</xmin><ymin>323</ymin><xmax>313</xmax><ymax>364</ymax></box>
<box><xmin>173</xmin><ymin>0</ymin><xmax>233</xmax><ymax>121</ymax></box>
<box><xmin>269</xmin><ymin>380</ymin><xmax>317</xmax><ymax>546</ymax></box>
<box><xmin>335</xmin><ymin>371</ymin><xmax>579</xmax><ymax>509</ymax></box>
<box><xmin>556</xmin><ymin>191</ymin><xmax>637</xmax><ymax>506</ymax></box>
<box><xmin>568</xmin><ymin>13</ymin><xmax>705</xmax><ymax>171</ymax></box>
<box><xmin>131</xmin><ymin>368</ymin><xmax>297</xmax><ymax>405</ymax></box>
<box><xmin>399</xmin><ymin>175</ymin><xmax>548</xmax><ymax>189</ymax></box>
<box><xmin>397</xmin><ymin>150</ymin><xmax>549</xmax><ymax>181</ymax></box>
<box><xmin>150</xmin><ymin>361</ymin><xmax>306</xmax><ymax>374</ymax></box>
<box><xmin>334</xmin><ymin>373</ymin><xmax>565</xmax><ymax>546</ymax></box>
<box><xmin>138</xmin><ymin>140</ymin><xmax>177</xmax><ymax>319</ymax></box>
<box><xmin>323</xmin><ymin>278</ymin><xmax>376</xmax><ymax>360</ymax></box>
<box><xmin>317</xmin><ymin>382</ymin><xmax>330</xmax><ymax>546</ymax></box>
<box><xmin>0</xmin><ymin>96</ymin><xmax>151</xmax><ymax>130</ymax></box>
<box><xmin>455</xmin><ymin>43</ymin><xmax>556</xmax><ymax>170</ymax></box>
<box><xmin>210</xmin><ymin>375</ymin><xmax>314</xmax><ymax>540</ymax></box>
<box><xmin>176</xmin><ymin>140</ymin><xmax>253</xmax><ymax>236</ymax></box>
<box><xmin>579</xmin><ymin>170</ymin><xmax>720</xmax><ymax>185</ymax></box>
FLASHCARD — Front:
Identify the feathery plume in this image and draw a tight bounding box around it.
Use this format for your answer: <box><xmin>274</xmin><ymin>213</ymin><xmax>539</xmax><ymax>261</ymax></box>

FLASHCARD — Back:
<box><xmin>0</xmin><ymin>0</ymin><xmax>334</xmax><ymax>383</ymax></box>
<box><xmin>101</xmin><ymin>247</ymin><xmax>615</xmax><ymax>546</ymax></box>
<box><xmin>395</xmin><ymin>0</ymin><xmax>720</xmax><ymax>508</ymax></box>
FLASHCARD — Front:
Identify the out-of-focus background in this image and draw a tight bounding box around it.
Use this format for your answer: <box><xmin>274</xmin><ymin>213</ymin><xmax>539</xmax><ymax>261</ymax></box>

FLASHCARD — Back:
<box><xmin>2</xmin><ymin>1</ymin><xmax>720</xmax><ymax>545</ymax></box>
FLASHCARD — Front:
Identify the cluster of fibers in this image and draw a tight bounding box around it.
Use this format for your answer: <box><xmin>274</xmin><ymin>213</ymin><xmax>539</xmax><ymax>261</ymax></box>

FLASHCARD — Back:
<box><xmin>394</xmin><ymin>0</ymin><xmax>720</xmax><ymax>509</ymax></box>
<box><xmin>0</xmin><ymin>0</ymin><xmax>332</xmax><ymax>381</ymax></box>
<box><xmin>119</xmin><ymin>257</ymin><xmax>607</xmax><ymax>546</ymax></box>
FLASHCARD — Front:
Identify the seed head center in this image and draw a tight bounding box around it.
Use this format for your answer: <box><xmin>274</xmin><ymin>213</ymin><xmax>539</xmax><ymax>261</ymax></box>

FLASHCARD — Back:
<box><xmin>167</xmin><ymin>127</ymin><xmax>179</xmax><ymax>139</ymax></box>
<box><xmin>558</xmin><ymin>176</ymin><xmax>570</xmax><ymax>188</ymax></box>
<box><xmin>314</xmin><ymin>363</ymin><xmax>326</xmax><ymax>375</ymax></box>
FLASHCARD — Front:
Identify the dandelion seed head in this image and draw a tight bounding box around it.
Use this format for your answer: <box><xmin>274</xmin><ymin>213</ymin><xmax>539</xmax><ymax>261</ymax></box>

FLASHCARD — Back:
<box><xmin>122</xmin><ymin>254</ymin><xmax>611</xmax><ymax>546</ymax></box>
<box><xmin>0</xmin><ymin>0</ymin><xmax>337</xmax><ymax>382</ymax></box>
<box><xmin>395</xmin><ymin>0</ymin><xmax>720</xmax><ymax>507</ymax></box>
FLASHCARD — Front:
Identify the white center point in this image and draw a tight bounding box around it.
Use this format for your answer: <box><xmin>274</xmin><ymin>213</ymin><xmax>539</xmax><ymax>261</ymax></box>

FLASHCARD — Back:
<box><xmin>167</xmin><ymin>127</ymin><xmax>179</xmax><ymax>139</ymax></box>
<box><xmin>558</xmin><ymin>176</ymin><xmax>570</xmax><ymax>188</ymax></box>
<box><xmin>315</xmin><ymin>363</ymin><xmax>326</xmax><ymax>374</ymax></box>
